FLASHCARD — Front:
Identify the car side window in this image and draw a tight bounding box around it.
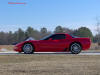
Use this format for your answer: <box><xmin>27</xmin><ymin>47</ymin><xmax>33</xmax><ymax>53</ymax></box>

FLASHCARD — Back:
<box><xmin>43</xmin><ymin>35</ymin><xmax>54</xmax><ymax>40</ymax></box>
<box><xmin>52</xmin><ymin>34</ymin><xmax>66</xmax><ymax>40</ymax></box>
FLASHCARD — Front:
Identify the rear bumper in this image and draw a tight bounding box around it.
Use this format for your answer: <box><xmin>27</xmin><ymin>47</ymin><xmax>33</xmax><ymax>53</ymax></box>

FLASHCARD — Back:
<box><xmin>82</xmin><ymin>42</ymin><xmax>91</xmax><ymax>50</ymax></box>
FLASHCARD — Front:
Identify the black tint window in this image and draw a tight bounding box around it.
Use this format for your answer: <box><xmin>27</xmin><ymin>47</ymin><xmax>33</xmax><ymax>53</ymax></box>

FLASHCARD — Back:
<box><xmin>52</xmin><ymin>34</ymin><xmax>66</xmax><ymax>40</ymax></box>
<box><xmin>41</xmin><ymin>34</ymin><xmax>53</xmax><ymax>40</ymax></box>
<box><xmin>69</xmin><ymin>34</ymin><xmax>78</xmax><ymax>38</ymax></box>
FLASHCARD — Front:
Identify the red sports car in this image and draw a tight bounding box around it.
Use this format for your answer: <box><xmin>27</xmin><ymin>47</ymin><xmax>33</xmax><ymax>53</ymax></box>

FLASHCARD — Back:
<box><xmin>14</xmin><ymin>33</ymin><xmax>91</xmax><ymax>54</ymax></box>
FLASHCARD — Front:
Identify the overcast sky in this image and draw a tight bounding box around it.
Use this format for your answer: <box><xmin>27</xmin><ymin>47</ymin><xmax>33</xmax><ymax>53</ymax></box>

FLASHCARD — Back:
<box><xmin>0</xmin><ymin>0</ymin><xmax>100</xmax><ymax>35</ymax></box>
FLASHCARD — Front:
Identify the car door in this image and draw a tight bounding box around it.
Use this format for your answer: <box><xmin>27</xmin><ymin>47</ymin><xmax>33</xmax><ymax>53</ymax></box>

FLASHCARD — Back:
<box><xmin>38</xmin><ymin>34</ymin><xmax>67</xmax><ymax>52</ymax></box>
<box><xmin>50</xmin><ymin>34</ymin><xmax>67</xmax><ymax>52</ymax></box>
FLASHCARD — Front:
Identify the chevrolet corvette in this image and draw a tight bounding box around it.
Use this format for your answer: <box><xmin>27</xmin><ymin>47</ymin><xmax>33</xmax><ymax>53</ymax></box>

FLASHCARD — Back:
<box><xmin>14</xmin><ymin>33</ymin><xmax>91</xmax><ymax>54</ymax></box>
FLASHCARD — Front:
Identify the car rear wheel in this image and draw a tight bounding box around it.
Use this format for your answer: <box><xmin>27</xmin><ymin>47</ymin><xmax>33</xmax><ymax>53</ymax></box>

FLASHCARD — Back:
<box><xmin>22</xmin><ymin>43</ymin><xmax>34</xmax><ymax>54</ymax></box>
<box><xmin>70</xmin><ymin>43</ymin><xmax>81</xmax><ymax>54</ymax></box>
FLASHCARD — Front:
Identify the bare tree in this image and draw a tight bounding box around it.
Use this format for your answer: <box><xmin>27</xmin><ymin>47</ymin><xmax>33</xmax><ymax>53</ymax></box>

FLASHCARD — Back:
<box><xmin>96</xmin><ymin>17</ymin><xmax>100</xmax><ymax>34</ymax></box>
<box><xmin>95</xmin><ymin>17</ymin><xmax>100</xmax><ymax>45</ymax></box>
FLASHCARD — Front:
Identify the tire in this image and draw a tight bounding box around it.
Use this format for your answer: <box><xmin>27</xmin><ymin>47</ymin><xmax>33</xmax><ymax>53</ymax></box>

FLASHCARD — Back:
<box><xmin>22</xmin><ymin>43</ymin><xmax>34</xmax><ymax>54</ymax></box>
<box><xmin>70</xmin><ymin>43</ymin><xmax>82</xmax><ymax>54</ymax></box>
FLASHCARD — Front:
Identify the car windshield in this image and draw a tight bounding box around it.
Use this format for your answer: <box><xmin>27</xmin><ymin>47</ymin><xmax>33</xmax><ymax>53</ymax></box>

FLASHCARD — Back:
<box><xmin>69</xmin><ymin>34</ymin><xmax>79</xmax><ymax>38</ymax></box>
<box><xmin>40</xmin><ymin>34</ymin><xmax>53</xmax><ymax>40</ymax></box>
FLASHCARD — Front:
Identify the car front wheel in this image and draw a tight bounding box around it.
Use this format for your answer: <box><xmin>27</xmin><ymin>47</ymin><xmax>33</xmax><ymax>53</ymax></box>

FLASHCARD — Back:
<box><xmin>22</xmin><ymin>43</ymin><xmax>34</xmax><ymax>54</ymax></box>
<box><xmin>70</xmin><ymin>43</ymin><xmax>82</xmax><ymax>54</ymax></box>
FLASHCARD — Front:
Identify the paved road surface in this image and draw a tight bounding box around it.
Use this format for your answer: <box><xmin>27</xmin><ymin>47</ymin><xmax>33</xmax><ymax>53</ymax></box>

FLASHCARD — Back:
<box><xmin>0</xmin><ymin>51</ymin><xmax>100</xmax><ymax>55</ymax></box>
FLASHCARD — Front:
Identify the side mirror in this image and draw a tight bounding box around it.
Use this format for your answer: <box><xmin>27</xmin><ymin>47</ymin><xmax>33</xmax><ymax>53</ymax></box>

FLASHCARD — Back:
<box><xmin>48</xmin><ymin>38</ymin><xmax>52</xmax><ymax>40</ymax></box>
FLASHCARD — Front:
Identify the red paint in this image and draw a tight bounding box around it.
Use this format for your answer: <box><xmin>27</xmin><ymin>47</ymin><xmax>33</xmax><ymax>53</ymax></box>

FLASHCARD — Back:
<box><xmin>14</xmin><ymin>33</ymin><xmax>91</xmax><ymax>52</ymax></box>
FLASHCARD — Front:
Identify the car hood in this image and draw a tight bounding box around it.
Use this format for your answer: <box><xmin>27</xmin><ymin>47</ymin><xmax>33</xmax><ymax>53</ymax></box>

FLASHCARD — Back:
<box><xmin>15</xmin><ymin>40</ymin><xmax>39</xmax><ymax>47</ymax></box>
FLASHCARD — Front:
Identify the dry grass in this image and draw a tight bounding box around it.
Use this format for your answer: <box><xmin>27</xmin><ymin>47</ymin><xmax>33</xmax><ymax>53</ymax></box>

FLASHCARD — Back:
<box><xmin>0</xmin><ymin>54</ymin><xmax>100</xmax><ymax>75</ymax></box>
<box><xmin>90</xmin><ymin>43</ymin><xmax>100</xmax><ymax>50</ymax></box>
<box><xmin>0</xmin><ymin>45</ymin><xmax>14</xmax><ymax>51</ymax></box>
